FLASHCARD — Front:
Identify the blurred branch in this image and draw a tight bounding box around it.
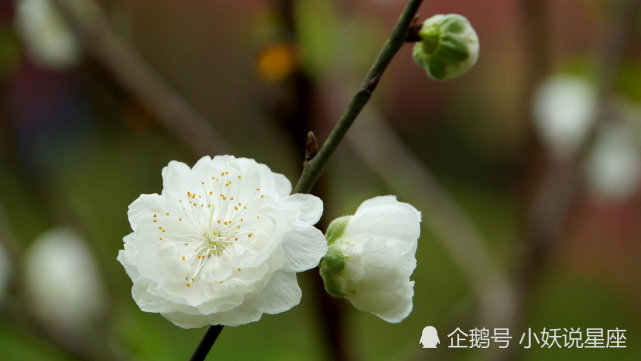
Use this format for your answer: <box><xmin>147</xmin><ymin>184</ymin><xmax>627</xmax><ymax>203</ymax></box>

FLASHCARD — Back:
<box><xmin>500</xmin><ymin>1</ymin><xmax>641</xmax><ymax>360</ymax></box>
<box><xmin>270</xmin><ymin>0</ymin><xmax>354</xmax><ymax>359</ymax></box>
<box><xmin>516</xmin><ymin>0</ymin><xmax>551</xmax><ymax>218</ymax></box>
<box><xmin>50</xmin><ymin>0</ymin><xmax>231</xmax><ymax>156</ymax></box>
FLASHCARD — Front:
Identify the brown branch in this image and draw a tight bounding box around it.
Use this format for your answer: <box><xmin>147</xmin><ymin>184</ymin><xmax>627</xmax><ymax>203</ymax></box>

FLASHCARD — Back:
<box><xmin>50</xmin><ymin>0</ymin><xmax>231</xmax><ymax>156</ymax></box>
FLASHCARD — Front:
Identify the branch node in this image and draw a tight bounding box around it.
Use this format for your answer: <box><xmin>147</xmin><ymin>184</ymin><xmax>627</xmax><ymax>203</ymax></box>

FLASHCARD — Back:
<box><xmin>304</xmin><ymin>131</ymin><xmax>319</xmax><ymax>164</ymax></box>
<box><xmin>405</xmin><ymin>15</ymin><xmax>422</xmax><ymax>42</ymax></box>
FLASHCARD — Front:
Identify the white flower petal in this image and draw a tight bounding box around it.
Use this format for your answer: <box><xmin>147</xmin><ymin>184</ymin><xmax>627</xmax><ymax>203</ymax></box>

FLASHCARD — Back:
<box><xmin>247</xmin><ymin>271</ymin><xmax>302</xmax><ymax>314</ymax></box>
<box><xmin>161</xmin><ymin>160</ymin><xmax>191</xmax><ymax>198</ymax></box>
<box><xmin>282</xmin><ymin>193</ymin><xmax>323</xmax><ymax>224</ymax></box>
<box><xmin>163</xmin><ymin>303</ymin><xmax>263</xmax><ymax>328</ymax></box>
<box><xmin>345</xmin><ymin>195</ymin><xmax>421</xmax><ymax>244</ymax></box>
<box><xmin>280</xmin><ymin>223</ymin><xmax>327</xmax><ymax>272</ymax></box>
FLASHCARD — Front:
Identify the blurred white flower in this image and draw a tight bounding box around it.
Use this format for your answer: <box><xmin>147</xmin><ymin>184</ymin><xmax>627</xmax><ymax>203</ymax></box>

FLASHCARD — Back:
<box><xmin>0</xmin><ymin>242</ymin><xmax>9</xmax><ymax>303</ymax></box>
<box><xmin>118</xmin><ymin>155</ymin><xmax>327</xmax><ymax>328</ymax></box>
<box><xmin>412</xmin><ymin>14</ymin><xmax>479</xmax><ymax>80</ymax></box>
<box><xmin>533</xmin><ymin>75</ymin><xmax>597</xmax><ymax>159</ymax></box>
<box><xmin>25</xmin><ymin>227</ymin><xmax>105</xmax><ymax>329</ymax></box>
<box><xmin>587</xmin><ymin>122</ymin><xmax>641</xmax><ymax>200</ymax></box>
<box><xmin>320</xmin><ymin>196</ymin><xmax>421</xmax><ymax>323</ymax></box>
<box><xmin>15</xmin><ymin>0</ymin><xmax>98</xmax><ymax>69</ymax></box>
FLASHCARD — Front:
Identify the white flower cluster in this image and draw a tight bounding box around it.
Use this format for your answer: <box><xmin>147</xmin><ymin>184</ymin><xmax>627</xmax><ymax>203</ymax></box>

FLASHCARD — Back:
<box><xmin>119</xmin><ymin>155</ymin><xmax>422</xmax><ymax>328</ymax></box>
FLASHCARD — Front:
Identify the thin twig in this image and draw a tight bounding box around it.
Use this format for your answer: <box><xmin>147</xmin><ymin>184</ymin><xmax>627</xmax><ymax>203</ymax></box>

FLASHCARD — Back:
<box><xmin>271</xmin><ymin>0</ymin><xmax>354</xmax><ymax>360</ymax></box>
<box><xmin>293</xmin><ymin>0</ymin><xmax>424</xmax><ymax>194</ymax></box>
<box><xmin>189</xmin><ymin>325</ymin><xmax>224</xmax><ymax>361</ymax></box>
<box><xmin>50</xmin><ymin>0</ymin><xmax>231</xmax><ymax>156</ymax></box>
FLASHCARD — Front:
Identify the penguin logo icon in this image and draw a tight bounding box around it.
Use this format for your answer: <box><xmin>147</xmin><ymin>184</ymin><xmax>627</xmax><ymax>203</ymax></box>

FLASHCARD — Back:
<box><xmin>419</xmin><ymin>326</ymin><xmax>440</xmax><ymax>348</ymax></box>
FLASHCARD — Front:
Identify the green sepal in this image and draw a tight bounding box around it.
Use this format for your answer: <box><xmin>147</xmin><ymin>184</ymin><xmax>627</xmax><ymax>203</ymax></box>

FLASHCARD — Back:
<box><xmin>319</xmin><ymin>245</ymin><xmax>346</xmax><ymax>297</ymax></box>
<box><xmin>436</xmin><ymin>34</ymin><xmax>469</xmax><ymax>62</ymax></box>
<box><xmin>325</xmin><ymin>216</ymin><xmax>351</xmax><ymax>245</ymax></box>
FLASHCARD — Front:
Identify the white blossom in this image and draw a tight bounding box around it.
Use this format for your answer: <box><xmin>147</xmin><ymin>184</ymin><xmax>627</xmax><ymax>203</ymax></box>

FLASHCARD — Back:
<box><xmin>118</xmin><ymin>155</ymin><xmax>327</xmax><ymax>328</ymax></box>
<box><xmin>320</xmin><ymin>196</ymin><xmax>421</xmax><ymax>323</ymax></box>
<box><xmin>587</xmin><ymin>122</ymin><xmax>641</xmax><ymax>200</ymax></box>
<box><xmin>533</xmin><ymin>75</ymin><xmax>597</xmax><ymax>159</ymax></box>
<box><xmin>15</xmin><ymin>0</ymin><xmax>98</xmax><ymax>69</ymax></box>
<box><xmin>24</xmin><ymin>227</ymin><xmax>105</xmax><ymax>329</ymax></box>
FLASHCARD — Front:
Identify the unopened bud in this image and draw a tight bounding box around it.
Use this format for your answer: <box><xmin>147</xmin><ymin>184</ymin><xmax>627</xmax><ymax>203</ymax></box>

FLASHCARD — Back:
<box><xmin>412</xmin><ymin>14</ymin><xmax>479</xmax><ymax>80</ymax></box>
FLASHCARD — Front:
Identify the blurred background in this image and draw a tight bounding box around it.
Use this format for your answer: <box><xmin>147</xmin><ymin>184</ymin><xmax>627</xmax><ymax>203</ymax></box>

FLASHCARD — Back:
<box><xmin>0</xmin><ymin>0</ymin><xmax>640</xmax><ymax>360</ymax></box>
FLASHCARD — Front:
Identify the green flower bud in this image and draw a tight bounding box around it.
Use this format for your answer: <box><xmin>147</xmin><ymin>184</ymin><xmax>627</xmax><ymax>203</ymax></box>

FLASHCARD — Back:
<box><xmin>412</xmin><ymin>14</ymin><xmax>479</xmax><ymax>81</ymax></box>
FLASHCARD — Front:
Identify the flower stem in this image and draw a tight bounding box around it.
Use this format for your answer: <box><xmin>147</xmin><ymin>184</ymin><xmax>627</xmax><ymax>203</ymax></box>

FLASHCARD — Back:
<box><xmin>293</xmin><ymin>0</ymin><xmax>424</xmax><ymax>194</ymax></box>
<box><xmin>189</xmin><ymin>325</ymin><xmax>224</xmax><ymax>361</ymax></box>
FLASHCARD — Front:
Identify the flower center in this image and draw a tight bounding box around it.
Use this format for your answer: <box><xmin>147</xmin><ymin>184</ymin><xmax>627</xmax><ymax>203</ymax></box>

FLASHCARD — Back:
<box><xmin>153</xmin><ymin>169</ymin><xmax>266</xmax><ymax>288</ymax></box>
